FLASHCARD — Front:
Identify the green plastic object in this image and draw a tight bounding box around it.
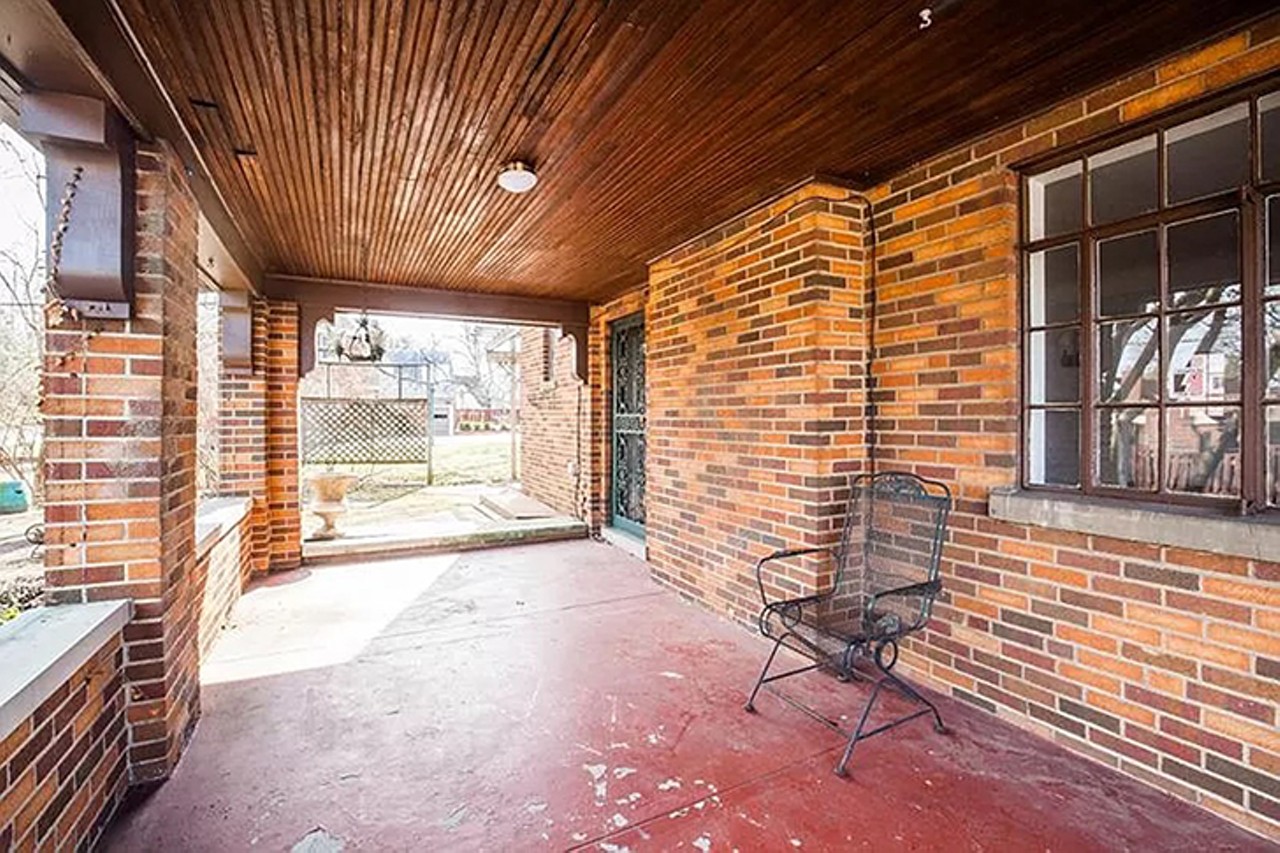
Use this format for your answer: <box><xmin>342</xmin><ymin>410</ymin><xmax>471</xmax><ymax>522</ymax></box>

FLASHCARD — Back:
<box><xmin>0</xmin><ymin>481</ymin><xmax>29</xmax><ymax>514</ymax></box>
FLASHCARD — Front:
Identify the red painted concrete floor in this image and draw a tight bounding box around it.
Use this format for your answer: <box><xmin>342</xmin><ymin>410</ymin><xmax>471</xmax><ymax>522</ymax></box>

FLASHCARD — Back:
<box><xmin>103</xmin><ymin>541</ymin><xmax>1267</xmax><ymax>851</ymax></box>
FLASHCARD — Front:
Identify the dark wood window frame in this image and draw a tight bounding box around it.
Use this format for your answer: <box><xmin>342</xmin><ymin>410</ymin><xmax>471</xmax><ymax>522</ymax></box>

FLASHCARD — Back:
<box><xmin>1018</xmin><ymin>77</ymin><xmax>1280</xmax><ymax>515</ymax></box>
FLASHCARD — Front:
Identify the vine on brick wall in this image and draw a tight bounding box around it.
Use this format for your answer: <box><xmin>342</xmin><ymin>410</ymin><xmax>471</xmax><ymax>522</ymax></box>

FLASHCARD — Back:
<box><xmin>40</xmin><ymin>164</ymin><xmax>96</xmax><ymax>563</ymax></box>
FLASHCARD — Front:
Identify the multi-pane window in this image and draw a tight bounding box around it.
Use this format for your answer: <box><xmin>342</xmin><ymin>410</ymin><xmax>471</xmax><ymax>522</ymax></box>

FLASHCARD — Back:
<box><xmin>1022</xmin><ymin>85</ymin><xmax>1280</xmax><ymax>511</ymax></box>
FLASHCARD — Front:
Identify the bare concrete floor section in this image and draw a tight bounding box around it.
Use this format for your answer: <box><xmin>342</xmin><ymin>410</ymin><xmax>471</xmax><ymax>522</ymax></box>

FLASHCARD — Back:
<box><xmin>104</xmin><ymin>541</ymin><xmax>1268</xmax><ymax>851</ymax></box>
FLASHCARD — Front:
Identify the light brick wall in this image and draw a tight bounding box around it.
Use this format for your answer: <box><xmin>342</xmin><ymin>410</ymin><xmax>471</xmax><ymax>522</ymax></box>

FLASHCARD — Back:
<box><xmin>862</xmin><ymin>21</ymin><xmax>1280</xmax><ymax>839</ymax></box>
<box><xmin>43</xmin><ymin>141</ymin><xmax>201</xmax><ymax>784</ymax></box>
<box><xmin>517</xmin><ymin>327</ymin><xmax>587</xmax><ymax>518</ymax></box>
<box><xmin>645</xmin><ymin>182</ymin><xmax>870</xmax><ymax>618</ymax></box>
<box><xmin>0</xmin><ymin>633</ymin><xmax>128</xmax><ymax>851</ymax></box>
<box><xmin>194</xmin><ymin>514</ymin><xmax>252</xmax><ymax>661</ymax></box>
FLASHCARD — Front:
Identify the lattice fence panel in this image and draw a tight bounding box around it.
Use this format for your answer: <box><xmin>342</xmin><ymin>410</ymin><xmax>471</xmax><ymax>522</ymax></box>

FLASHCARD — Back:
<box><xmin>302</xmin><ymin>399</ymin><xmax>432</xmax><ymax>464</ymax></box>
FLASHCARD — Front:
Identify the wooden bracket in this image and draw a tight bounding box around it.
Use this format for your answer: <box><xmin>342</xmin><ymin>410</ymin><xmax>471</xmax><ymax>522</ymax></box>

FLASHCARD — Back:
<box><xmin>21</xmin><ymin>91</ymin><xmax>134</xmax><ymax>319</ymax></box>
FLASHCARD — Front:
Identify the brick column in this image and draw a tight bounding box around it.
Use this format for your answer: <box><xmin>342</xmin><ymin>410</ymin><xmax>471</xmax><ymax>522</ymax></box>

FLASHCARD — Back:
<box><xmin>42</xmin><ymin>141</ymin><xmax>200</xmax><ymax>782</ymax></box>
<box><xmin>644</xmin><ymin>181</ymin><xmax>870</xmax><ymax>621</ymax></box>
<box><xmin>219</xmin><ymin>299</ymin><xmax>270</xmax><ymax>575</ymax></box>
<box><xmin>264</xmin><ymin>300</ymin><xmax>301</xmax><ymax>568</ymax></box>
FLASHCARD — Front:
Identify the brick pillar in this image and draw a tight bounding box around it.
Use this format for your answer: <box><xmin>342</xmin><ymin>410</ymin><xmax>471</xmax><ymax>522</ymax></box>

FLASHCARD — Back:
<box><xmin>644</xmin><ymin>180</ymin><xmax>870</xmax><ymax>621</ymax></box>
<box><xmin>42</xmin><ymin>141</ymin><xmax>200</xmax><ymax>782</ymax></box>
<box><xmin>219</xmin><ymin>299</ymin><xmax>270</xmax><ymax>575</ymax></box>
<box><xmin>264</xmin><ymin>300</ymin><xmax>301</xmax><ymax>568</ymax></box>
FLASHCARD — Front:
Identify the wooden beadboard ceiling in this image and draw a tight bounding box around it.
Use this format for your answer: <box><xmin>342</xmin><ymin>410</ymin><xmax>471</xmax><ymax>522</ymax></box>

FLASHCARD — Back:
<box><xmin>114</xmin><ymin>0</ymin><xmax>1272</xmax><ymax>302</ymax></box>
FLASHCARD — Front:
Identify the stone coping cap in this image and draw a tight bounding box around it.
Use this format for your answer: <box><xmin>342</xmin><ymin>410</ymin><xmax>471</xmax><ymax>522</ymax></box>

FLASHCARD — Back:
<box><xmin>989</xmin><ymin>487</ymin><xmax>1280</xmax><ymax>563</ymax></box>
<box><xmin>195</xmin><ymin>495</ymin><xmax>252</xmax><ymax>560</ymax></box>
<box><xmin>0</xmin><ymin>600</ymin><xmax>131</xmax><ymax>740</ymax></box>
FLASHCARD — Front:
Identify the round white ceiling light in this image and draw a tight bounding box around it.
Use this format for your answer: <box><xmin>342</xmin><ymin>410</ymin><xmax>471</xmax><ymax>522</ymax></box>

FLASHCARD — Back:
<box><xmin>497</xmin><ymin>161</ymin><xmax>538</xmax><ymax>193</ymax></box>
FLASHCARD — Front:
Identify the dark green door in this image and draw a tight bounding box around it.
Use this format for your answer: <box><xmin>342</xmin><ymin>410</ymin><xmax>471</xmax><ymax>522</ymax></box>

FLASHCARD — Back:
<box><xmin>610</xmin><ymin>313</ymin><xmax>646</xmax><ymax>537</ymax></box>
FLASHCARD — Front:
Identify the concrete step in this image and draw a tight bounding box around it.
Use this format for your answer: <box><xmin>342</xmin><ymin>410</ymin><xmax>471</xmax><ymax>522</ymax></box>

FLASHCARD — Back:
<box><xmin>478</xmin><ymin>490</ymin><xmax>559</xmax><ymax>520</ymax></box>
<box><xmin>302</xmin><ymin>518</ymin><xmax>588</xmax><ymax>564</ymax></box>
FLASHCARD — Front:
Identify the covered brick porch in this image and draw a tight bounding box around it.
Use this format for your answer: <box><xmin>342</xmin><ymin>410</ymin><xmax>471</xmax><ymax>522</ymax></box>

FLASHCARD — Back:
<box><xmin>1</xmin><ymin>1</ymin><xmax>1279</xmax><ymax>850</ymax></box>
<box><xmin>101</xmin><ymin>540</ymin><xmax>1264</xmax><ymax>851</ymax></box>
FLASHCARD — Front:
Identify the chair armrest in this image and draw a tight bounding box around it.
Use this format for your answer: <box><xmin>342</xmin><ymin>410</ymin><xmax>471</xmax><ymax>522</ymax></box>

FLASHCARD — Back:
<box><xmin>863</xmin><ymin>579</ymin><xmax>941</xmax><ymax>617</ymax></box>
<box><xmin>754</xmin><ymin>546</ymin><xmax>836</xmax><ymax>606</ymax></box>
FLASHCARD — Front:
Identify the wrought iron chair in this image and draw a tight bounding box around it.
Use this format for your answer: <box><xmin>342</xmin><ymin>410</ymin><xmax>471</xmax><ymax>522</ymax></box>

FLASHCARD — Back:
<box><xmin>744</xmin><ymin>471</ymin><xmax>952</xmax><ymax>776</ymax></box>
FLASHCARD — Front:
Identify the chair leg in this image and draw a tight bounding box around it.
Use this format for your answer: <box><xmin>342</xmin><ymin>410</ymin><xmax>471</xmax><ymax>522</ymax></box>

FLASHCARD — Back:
<box><xmin>745</xmin><ymin>636</ymin><xmax>785</xmax><ymax>713</ymax></box>
<box><xmin>835</xmin><ymin>680</ymin><xmax>885</xmax><ymax>777</ymax></box>
<box><xmin>883</xmin><ymin>667</ymin><xmax>947</xmax><ymax>734</ymax></box>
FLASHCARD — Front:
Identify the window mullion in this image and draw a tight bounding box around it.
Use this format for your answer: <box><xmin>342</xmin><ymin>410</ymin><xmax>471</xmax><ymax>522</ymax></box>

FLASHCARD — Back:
<box><xmin>1081</xmin><ymin>160</ymin><xmax>1095</xmax><ymax>497</ymax></box>
<box><xmin>1242</xmin><ymin>189</ymin><xmax>1263</xmax><ymax>511</ymax></box>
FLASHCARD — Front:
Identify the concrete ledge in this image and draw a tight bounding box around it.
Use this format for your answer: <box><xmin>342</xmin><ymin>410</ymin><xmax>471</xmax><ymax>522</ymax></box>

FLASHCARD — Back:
<box><xmin>989</xmin><ymin>487</ymin><xmax>1280</xmax><ymax>562</ymax></box>
<box><xmin>196</xmin><ymin>495</ymin><xmax>252</xmax><ymax>559</ymax></box>
<box><xmin>0</xmin><ymin>601</ymin><xmax>130</xmax><ymax>739</ymax></box>
<box><xmin>303</xmin><ymin>519</ymin><xmax>588</xmax><ymax>564</ymax></box>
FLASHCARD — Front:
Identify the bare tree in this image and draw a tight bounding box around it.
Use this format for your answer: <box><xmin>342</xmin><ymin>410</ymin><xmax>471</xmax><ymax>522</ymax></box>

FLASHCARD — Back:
<box><xmin>446</xmin><ymin>323</ymin><xmax>515</xmax><ymax>409</ymax></box>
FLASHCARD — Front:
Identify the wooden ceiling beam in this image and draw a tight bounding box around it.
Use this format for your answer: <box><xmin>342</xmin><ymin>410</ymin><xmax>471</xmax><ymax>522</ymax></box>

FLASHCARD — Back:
<box><xmin>263</xmin><ymin>273</ymin><xmax>589</xmax><ymax>377</ymax></box>
<box><xmin>44</xmin><ymin>0</ymin><xmax>265</xmax><ymax>291</ymax></box>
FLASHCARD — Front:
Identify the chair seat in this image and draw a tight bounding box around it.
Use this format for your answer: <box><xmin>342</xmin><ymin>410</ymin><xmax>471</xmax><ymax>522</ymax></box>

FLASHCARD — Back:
<box><xmin>761</xmin><ymin>596</ymin><xmax>906</xmax><ymax>658</ymax></box>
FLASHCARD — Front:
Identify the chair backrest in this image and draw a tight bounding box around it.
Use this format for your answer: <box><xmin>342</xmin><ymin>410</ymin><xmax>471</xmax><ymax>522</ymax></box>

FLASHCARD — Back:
<box><xmin>827</xmin><ymin>471</ymin><xmax>951</xmax><ymax>634</ymax></box>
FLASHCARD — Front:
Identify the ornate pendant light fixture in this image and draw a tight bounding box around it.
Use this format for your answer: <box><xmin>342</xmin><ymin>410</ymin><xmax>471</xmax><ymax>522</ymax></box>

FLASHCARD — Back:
<box><xmin>334</xmin><ymin>313</ymin><xmax>387</xmax><ymax>363</ymax></box>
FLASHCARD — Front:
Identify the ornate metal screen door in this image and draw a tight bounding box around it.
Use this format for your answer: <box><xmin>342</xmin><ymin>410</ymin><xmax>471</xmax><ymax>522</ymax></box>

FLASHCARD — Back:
<box><xmin>610</xmin><ymin>313</ymin><xmax>646</xmax><ymax>537</ymax></box>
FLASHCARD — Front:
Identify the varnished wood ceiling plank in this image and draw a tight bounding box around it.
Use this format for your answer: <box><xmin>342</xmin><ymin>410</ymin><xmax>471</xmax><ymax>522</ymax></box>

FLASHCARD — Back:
<box><xmin>399</xmin><ymin>0</ymin><xmax>550</xmax><ymax>284</ymax></box>
<box><xmin>360</xmin><ymin>0</ymin><xmax>427</xmax><ymax>284</ymax></box>
<box><xmin>113</xmin><ymin>0</ymin><xmax>1276</xmax><ymax>302</ymax></box>
<box><xmin>198</xmin><ymin>0</ymin><xmax>299</xmax><ymax>264</ymax></box>
<box><xmin>422</xmin><ymin>2</ymin><xmax>617</xmax><ymax>287</ymax></box>
<box><xmin>250</xmin><ymin>0</ymin><xmax>323</xmax><ymax>274</ymax></box>
<box><xmin>374</xmin><ymin>0</ymin><xmax>452</xmax><ymax>282</ymax></box>
<box><xmin>386</xmin><ymin>0</ymin><xmax>508</xmax><ymax>282</ymax></box>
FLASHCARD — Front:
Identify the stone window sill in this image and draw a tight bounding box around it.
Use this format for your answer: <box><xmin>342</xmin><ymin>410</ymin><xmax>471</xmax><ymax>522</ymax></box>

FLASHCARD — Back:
<box><xmin>988</xmin><ymin>487</ymin><xmax>1280</xmax><ymax>562</ymax></box>
<box><xmin>0</xmin><ymin>601</ymin><xmax>131</xmax><ymax>739</ymax></box>
<box><xmin>195</xmin><ymin>495</ymin><xmax>252</xmax><ymax>560</ymax></box>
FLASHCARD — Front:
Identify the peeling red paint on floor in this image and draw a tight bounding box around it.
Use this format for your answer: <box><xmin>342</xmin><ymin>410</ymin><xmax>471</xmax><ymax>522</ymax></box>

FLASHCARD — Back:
<box><xmin>103</xmin><ymin>541</ymin><xmax>1268</xmax><ymax>851</ymax></box>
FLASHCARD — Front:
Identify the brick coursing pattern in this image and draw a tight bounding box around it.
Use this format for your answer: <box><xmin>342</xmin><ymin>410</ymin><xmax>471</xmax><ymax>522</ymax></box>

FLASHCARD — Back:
<box><xmin>194</xmin><ymin>514</ymin><xmax>252</xmax><ymax>661</ymax></box>
<box><xmin>219</xmin><ymin>299</ymin><xmax>271</xmax><ymax>576</ymax></box>
<box><xmin>645</xmin><ymin>182</ymin><xmax>870</xmax><ymax>618</ymax></box>
<box><xmin>0</xmin><ymin>633</ymin><xmax>128</xmax><ymax>852</ymax></box>
<box><xmin>265</xmin><ymin>300</ymin><xmax>302</xmax><ymax>569</ymax></box>
<box><xmin>517</xmin><ymin>328</ymin><xmax>588</xmax><ymax>518</ymax></box>
<box><xmin>859</xmin><ymin>20</ymin><xmax>1280</xmax><ymax>840</ymax></box>
<box><xmin>611</xmin><ymin>19</ymin><xmax>1280</xmax><ymax>840</ymax></box>
<box><xmin>43</xmin><ymin>141</ymin><xmax>202</xmax><ymax>785</ymax></box>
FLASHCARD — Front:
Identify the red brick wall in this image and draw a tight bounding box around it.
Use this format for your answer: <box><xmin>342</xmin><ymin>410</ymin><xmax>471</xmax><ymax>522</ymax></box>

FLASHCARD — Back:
<box><xmin>517</xmin><ymin>327</ymin><xmax>587</xmax><ymax>517</ymax></box>
<box><xmin>265</xmin><ymin>301</ymin><xmax>301</xmax><ymax>569</ymax></box>
<box><xmin>645</xmin><ymin>182</ymin><xmax>869</xmax><ymax>618</ymax></box>
<box><xmin>863</xmin><ymin>22</ymin><xmax>1280</xmax><ymax>840</ymax></box>
<box><xmin>219</xmin><ymin>299</ymin><xmax>271</xmax><ymax>575</ymax></box>
<box><xmin>0</xmin><ymin>633</ymin><xmax>128</xmax><ymax>851</ymax></box>
<box><xmin>43</xmin><ymin>141</ymin><xmax>201</xmax><ymax>783</ymax></box>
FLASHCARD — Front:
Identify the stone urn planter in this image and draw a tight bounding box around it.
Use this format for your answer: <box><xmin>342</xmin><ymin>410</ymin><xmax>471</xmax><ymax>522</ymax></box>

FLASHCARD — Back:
<box><xmin>307</xmin><ymin>472</ymin><xmax>359</xmax><ymax>540</ymax></box>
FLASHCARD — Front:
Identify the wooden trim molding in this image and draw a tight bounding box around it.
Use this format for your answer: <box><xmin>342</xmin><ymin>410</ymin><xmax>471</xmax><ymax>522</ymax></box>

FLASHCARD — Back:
<box><xmin>265</xmin><ymin>274</ymin><xmax>590</xmax><ymax>379</ymax></box>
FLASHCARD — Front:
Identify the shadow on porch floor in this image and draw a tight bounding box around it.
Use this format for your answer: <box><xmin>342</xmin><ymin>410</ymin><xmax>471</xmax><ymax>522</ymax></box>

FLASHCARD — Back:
<box><xmin>103</xmin><ymin>541</ymin><xmax>1265</xmax><ymax>851</ymax></box>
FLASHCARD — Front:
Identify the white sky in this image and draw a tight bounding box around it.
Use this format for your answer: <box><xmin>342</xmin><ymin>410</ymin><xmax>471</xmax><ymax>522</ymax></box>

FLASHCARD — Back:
<box><xmin>0</xmin><ymin>122</ymin><xmax>46</xmax><ymax>304</ymax></box>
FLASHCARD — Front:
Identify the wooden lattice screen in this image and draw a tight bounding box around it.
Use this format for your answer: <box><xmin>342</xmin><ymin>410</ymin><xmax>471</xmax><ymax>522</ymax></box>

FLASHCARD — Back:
<box><xmin>301</xmin><ymin>399</ymin><xmax>432</xmax><ymax>464</ymax></box>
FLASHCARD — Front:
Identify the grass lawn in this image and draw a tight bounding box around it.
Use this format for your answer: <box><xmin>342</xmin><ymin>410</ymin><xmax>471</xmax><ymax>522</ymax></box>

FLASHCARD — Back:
<box><xmin>303</xmin><ymin>432</ymin><xmax>516</xmax><ymax>501</ymax></box>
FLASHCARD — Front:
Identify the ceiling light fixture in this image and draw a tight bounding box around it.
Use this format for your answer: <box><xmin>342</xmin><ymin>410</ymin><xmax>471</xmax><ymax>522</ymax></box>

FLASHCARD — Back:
<box><xmin>497</xmin><ymin>161</ymin><xmax>538</xmax><ymax>193</ymax></box>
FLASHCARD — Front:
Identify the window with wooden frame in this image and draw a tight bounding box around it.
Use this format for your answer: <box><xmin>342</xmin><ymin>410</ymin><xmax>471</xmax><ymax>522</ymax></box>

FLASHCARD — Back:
<box><xmin>1021</xmin><ymin>83</ymin><xmax>1280</xmax><ymax>512</ymax></box>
